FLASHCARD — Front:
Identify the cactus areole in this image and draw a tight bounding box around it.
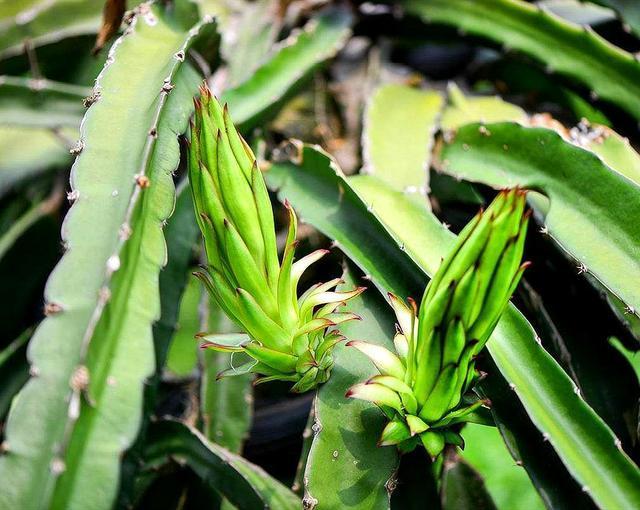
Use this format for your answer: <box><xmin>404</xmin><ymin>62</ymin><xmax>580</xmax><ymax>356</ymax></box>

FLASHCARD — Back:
<box><xmin>347</xmin><ymin>189</ymin><xmax>530</xmax><ymax>459</ymax></box>
<box><xmin>188</xmin><ymin>85</ymin><xmax>363</xmax><ymax>392</ymax></box>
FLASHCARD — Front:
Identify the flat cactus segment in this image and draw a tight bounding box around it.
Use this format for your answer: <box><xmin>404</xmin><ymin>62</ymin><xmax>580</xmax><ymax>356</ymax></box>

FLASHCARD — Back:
<box><xmin>222</xmin><ymin>6</ymin><xmax>352</xmax><ymax>131</ymax></box>
<box><xmin>406</xmin><ymin>0</ymin><xmax>640</xmax><ymax>121</ymax></box>
<box><xmin>0</xmin><ymin>5</ymin><xmax>214</xmax><ymax>510</ymax></box>
<box><xmin>363</xmin><ymin>83</ymin><xmax>443</xmax><ymax>196</ymax></box>
<box><xmin>266</xmin><ymin>145</ymin><xmax>640</xmax><ymax>510</ymax></box>
<box><xmin>438</xmin><ymin>121</ymin><xmax>640</xmax><ymax>321</ymax></box>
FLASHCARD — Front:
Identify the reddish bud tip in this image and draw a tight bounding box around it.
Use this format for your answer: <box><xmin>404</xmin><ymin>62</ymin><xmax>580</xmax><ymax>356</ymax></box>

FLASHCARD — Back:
<box><xmin>345</xmin><ymin>389</ymin><xmax>354</xmax><ymax>398</ymax></box>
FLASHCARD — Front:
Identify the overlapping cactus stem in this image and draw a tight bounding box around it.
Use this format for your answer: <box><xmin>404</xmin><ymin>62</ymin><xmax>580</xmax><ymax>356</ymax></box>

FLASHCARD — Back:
<box><xmin>347</xmin><ymin>189</ymin><xmax>530</xmax><ymax>458</ymax></box>
<box><xmin>187</xmin><ymin>84</ymin><xmax>364</xmax><ymax>393</ymax></box>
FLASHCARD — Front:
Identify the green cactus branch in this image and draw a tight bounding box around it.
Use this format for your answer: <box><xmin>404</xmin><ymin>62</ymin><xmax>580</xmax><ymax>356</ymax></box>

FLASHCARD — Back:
<box><xmin>222</xmin><ymin>6</ymin><xmax>352</xmax><ymax>131</ymax></box>
<box><xmin>141</xmin><ymin>420</ymin><xmax>300</xmax><ymax>509</ymax></box>
<box><xmin>265</xmin><ymin>144</ymin><xmax>640</xmax><ymax>509</ymax></box>
<box><xmin>0</xmin><ymin>4</ymin><xmax>214</xmax><ymax>509</ymax></box>
<box><xmin>405</xmin><ymin>0</ymin><xmax>640</xmax><ymax>121</ymax></box>
<box><xmin>437</xmin><ymin>122</ymin><xmax>640</xmax><ymax>320</ymax></box>
<box><xmin>0</xmin><ymin>75</ymin><xmax>89</xmax><ymax>128</ymax></box>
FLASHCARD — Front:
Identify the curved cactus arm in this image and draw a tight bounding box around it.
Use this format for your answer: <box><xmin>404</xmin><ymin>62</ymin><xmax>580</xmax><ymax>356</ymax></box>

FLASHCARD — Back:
<box><xmin>222</xmin><ymin>0</ymin><xmax>280</xmax><ymax>87</ymax></box>
<box><xmin>222</xmin><ymin>6</ymin><xmax>352</xmax><ymax>131</ymax></box>
<box><xmin>362</xmin><ymin>83</ymin><xmax>443</xmax><ymax>197</ymax></box>
<box><xmin>0</xmin><ymin>76</ymin><xmax>90</xmax><ymax>128</ymax></box>
<box><xmin>0</xmin><ymin>0</ymin><xmax>103</xmax><ymax>59</ymax></box>
<box><xmin>405</xmin><ymin>0</ymin><xmax>640</xmax><ymax>121</ymax></box>
<box><xmin>265</xmin><ymin>145</ymin><xmax>640</xmax><ymax>509</ymax></box>
<box><xmin>0</xmin><ymin>5</ymin><xmax>215</xmax><ymax>509</ymax></box>
<box><xmin>438</xmin><ymin>122</ymin><xmax>640</xmax><ymax>320</ymax></box>
<box><xmin>142</xmin><ymin>419</ymin><xmax>300</xmax><ymax>510</ymax></box>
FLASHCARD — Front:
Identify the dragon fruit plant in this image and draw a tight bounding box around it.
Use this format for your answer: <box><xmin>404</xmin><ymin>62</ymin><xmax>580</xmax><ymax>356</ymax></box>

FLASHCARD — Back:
<box><xmin>2</xmin><ymin>1</ymin><xmax>640</xmax><ymax>509</ymax></box>
<box><xmin>188</xmin><ymin>86</ymin><xmax>363</xmax><ymax>392</ymax></box>
<box><xmin>348</xmin><ymin>189</ymin><xmax>529</xmax><ymax>459</ymax></box>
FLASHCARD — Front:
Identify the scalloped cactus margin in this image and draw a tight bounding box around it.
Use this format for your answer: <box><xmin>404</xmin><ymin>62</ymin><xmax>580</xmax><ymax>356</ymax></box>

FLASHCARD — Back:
<box><xmin>0</xmin><ymin>4</ymin><xmax>214</xmax><ymax>509</ymax></box>
<box><xmin>405</xmin><ymin>0</ymin><xmax>640</xmax><ymax>121</ymax></box>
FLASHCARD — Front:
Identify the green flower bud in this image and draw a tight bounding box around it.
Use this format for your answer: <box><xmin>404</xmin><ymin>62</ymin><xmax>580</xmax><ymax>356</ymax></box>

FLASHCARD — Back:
<box><xmin>189</xmin><ymin>85</ymin><xmax>364</xmax><ymax>392</ymax></box>
<box><xmin>346</xmin><ymin>189</ymin><xmax>530</xmax><ymax>457</ymax></box>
